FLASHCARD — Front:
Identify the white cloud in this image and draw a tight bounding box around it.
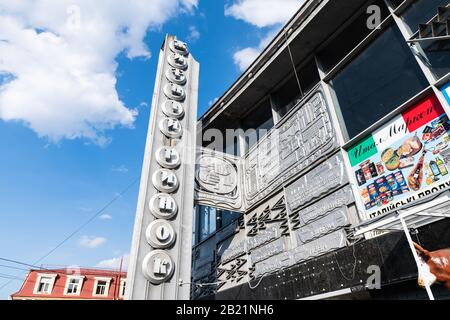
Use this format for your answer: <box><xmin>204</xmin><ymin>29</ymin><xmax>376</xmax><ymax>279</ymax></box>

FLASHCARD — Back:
<box><xmin>138</xmin><ymin>101</ymin><xmax>149</xmax><ymax>108</ymax></box>
<box><xmin>187</xmin><ymin>25</ymin><xmax>200</xmax><ymax>42</ymax></box>
<box><xmin>226</xmin><ymin>0</ymin><xmax>304</xmax><ymax>71</ymax></box>
<box><xmin>0</xmin><ymin>0</ymin><xmax>198</xmax><ymax>145</ymax></box>
<box><xmin>208</xmin><ymin>97</ymin><xmax>219</xmax><ymax>107</ymax></box>
<box><xmin>96</xmin><ymin>254</ymin><xmax>129</xmax><ymax>270</ymax></box>
<box><xmin>225</xmin><ymin>0</ymin><xmax>304</xmax><ymax>28</ymax></box>
<box><xmin>232</xmin><ymin>47</ymin><xmax>260</xmax><ymax>72</ymax></box>
<box><xmin>78</xmin><ymin>235</ymin><xmax>107</xmax><ymax>248</ymax></box>
<box><xmin>78</xmin><ymin>206</ymin><xmax>93</xmax><ymax>212</ymax></box>
<box><xmin>232</xmin><ymin>28</ymin><xmax>280</xmax><ymax>71</ymax></box>
<box><xmin>99</xmin><ymin>213</ymin><xmax>112</xmax><ymax>220</ymax></box>
<box><xmin>111</xmin><ymin>164</ymin><xmax>129</xmax><ymax>173</ymax></box>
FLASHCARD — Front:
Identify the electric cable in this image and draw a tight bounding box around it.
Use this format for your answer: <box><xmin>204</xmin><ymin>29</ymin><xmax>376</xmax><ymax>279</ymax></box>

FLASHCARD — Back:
<box><xmin>334</xmin><ymin>239</ymin><xmax>360</xmax><ymax>281</ymax></box>
<box><xmin>0</xmin><ymin>264</ymin><xmax>30</xmax><ymax>272</ymax></box>
<box><xmin>0</xmin><ymin>258</ymin><xmax>53</xmax><ymax>271</ymax></box>
<box><xmin>283</xmin><ymin>28</ymin><xmax>303</xmax><ymax>97</ymax></box>
<box><xmin>0</xmin><ymin>176</ymin><xmax>139</xmax><ymax>292</ymax></box>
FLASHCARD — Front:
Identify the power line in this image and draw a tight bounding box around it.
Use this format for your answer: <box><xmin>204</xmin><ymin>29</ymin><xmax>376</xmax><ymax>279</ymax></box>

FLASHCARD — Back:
<box><xmin>0</xmin><ymin>273</ymin><xmax>23</xmax><ymax>281</ymax></box>
<box><xmin>0</xmin><ymin>176</ymin><xmax>139</xmax><ymax>292</ymax></box>
<box><xmin>0</xmin><ymin>264</ymin><xmax>30</xmax><ymax>272</ymax></box>
<box><xmin>0</xmin><ymin>258</ymin><xmax>52</xmax><ymax>271</ymax></box>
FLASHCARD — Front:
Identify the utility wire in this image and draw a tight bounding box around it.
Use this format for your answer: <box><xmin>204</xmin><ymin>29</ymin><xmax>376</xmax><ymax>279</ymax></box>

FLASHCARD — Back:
<box><xmin>283</xmin><ymin>27</ymin><xmax>303</xmax><ymax>97</ymax></box>
<box><xmin>0</xmin><ymin>273</ymin><xmax>23</xmax><ymax>280</ymax></box>
<box><xmin>0</xmin><ymin>264</ymin><xmax>30</xmax><ymax>272</ymax></box>
<box><xmin>0</xmin><ymin>176</ymin><xmax>139</xmax><ymax>292</ymax></box>
<box><xmin>0</xmin><ymin>258</ymin><xmax>52</xmax><ymax>271</ymax></box>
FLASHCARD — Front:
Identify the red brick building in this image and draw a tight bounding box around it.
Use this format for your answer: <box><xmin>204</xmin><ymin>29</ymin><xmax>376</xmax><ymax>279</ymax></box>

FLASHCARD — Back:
<box><xmin>10</xmin><ymin>268</ymin><xmax>127</xmax><ymax>300</ymax></box>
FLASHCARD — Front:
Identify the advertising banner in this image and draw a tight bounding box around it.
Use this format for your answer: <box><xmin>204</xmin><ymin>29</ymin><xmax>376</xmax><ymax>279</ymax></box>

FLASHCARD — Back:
<box><xmin>442</xmin><ymin>82</ymin><xmax>450</xmax><ymax>106</ymax></box>
<box><xmin>348</xmin><ymin>94</ymin><xmax>450</xmax><ymax>220</ymax></box>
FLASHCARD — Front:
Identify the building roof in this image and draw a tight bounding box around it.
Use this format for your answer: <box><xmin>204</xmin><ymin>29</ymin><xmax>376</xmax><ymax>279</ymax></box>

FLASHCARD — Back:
<box><xmin>10</xmin><ymin>268</ymin><xmax>127</xmax><ymax>300</ymax></box>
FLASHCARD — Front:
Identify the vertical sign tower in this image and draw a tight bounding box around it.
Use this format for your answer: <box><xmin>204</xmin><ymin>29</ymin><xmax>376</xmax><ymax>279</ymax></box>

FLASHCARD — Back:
<box><xmin>126</xmin><ymin>35</ymin><xmax>199</xmax><ymax>300</ymax></box>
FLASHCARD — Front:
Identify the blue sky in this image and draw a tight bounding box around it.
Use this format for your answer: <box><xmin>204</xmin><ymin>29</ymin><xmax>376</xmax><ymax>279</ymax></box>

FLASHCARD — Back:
<box><xmin>0</xmin><ymin>0</ymin><xmax>304</xmax><ymax>299</ymax></box>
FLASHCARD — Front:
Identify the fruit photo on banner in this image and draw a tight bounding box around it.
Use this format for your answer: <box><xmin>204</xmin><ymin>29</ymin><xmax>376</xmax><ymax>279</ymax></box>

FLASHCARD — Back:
<box><xmin>348</xmin><ymin>94</ymin><xmax>450</xmax><ymax>219</ymax></box>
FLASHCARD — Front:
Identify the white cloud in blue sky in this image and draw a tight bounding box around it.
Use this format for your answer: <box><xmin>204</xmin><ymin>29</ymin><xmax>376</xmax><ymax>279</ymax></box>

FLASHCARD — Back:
<box><xmin>78</xmin><ymin>235</ymin><xmax>107</xmax><ymax>249</ymax></box>
<box><xmin>99</xmin><ymin>213</ymin><xmax>113</xmax><ymax>220</ymax></box>
<box><xmin>225</xmin><ymin>0</ymin><xmax>305</xmax><ymax>71</ymax></box>
<box><xmin>0</xmin><ymin>0</ymin><xmax>198</xmax><ymax>145</ymax></box>
<box><xmin>96</xmin><ymin>254</ymin><xmax>129</xmax><ymax>270</ymax></box>
<box><xmin>111</xmin><ymin>165</ymin><xmax>129</xmax><ymax>173</ymax></box>
<box><xmin>225</xmin><ymin>0</ymin><xmax>304</xmax><ymax>28</ymax></box>
<box><xmin>187</xmin><ymin>25</ymin><xmax>200</xmax><ymax>42</ymax></box>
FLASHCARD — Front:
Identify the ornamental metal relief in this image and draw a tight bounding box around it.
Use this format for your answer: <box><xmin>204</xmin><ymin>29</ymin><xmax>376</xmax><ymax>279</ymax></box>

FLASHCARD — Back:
<box><xmin>294</xmin><ymin>208</ymin><xmax>350</xmax><ymax>245</ymax></box>
<box><xmin>291</xmin><ymin>229</ymin><xmax>347</xmax><ymax>263</ymax></box>
<box><xmin>294</xmin><ymin>185</ymin><xmax>355</xmax><ymax>227</ymax></box>
<box><xmin>285</xmin><ymin>153</ymin><xmax>348</xmax><ymax>212</ymax></box>
<box><xmin>244</xmin><ymin>89</ymin><xmax>338</xmax><ymax>209</ymax></box>
<box><xmin>194</xmin><ymin>148</ymin><xmax>244</xmax><ymax>211</ymax></box>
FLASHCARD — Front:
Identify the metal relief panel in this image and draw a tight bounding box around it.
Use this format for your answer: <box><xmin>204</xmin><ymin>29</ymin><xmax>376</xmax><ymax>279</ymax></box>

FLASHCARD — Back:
<box><xmin>247</xmin><ymin>224</ymin><xmax>280</xmax><ymax>251</ymax></box>
<box><xmin>126</xmin><ymin>35</ymin><xmax>198</xmax><ymax>300</ymax></box>
<box><xmin>245</xmin><ymin>193</ymin><xmax>290</xmax><ymax>248</ymax></box>
<box><xmin>296</xmin><ymin>185</ymin><xmax>355</xmax><ymax>226</ymax></box>
<box><xmin>219</xmin><ymin>239</ymin><xmax>247</xmax><ymax>264</ymax></box>
<box><xmin>285</xmin><ymin>153</ymin><xmax>348</xmax><ymax>212</ymax></box>
<box><xmin>253</xmin><ymin>251</ymin><xmax>293</xmax><ymax>279</ymax></box>
<box><xmin>215</xmin><ymin>228</ymin><xmax>249</xmax><ymax>293</ymax></box>
<box><xmin>295</xmin><ymin>208</ymin><xmax>350</xmax><ymax>244</ymax></box>
<box><xmin>257</xmin><ymin>131</ymin><xmax>280</xmax><ymax>191</ymax></box>
<box><xmin>194</xmin><ymin>148</ymin><xmax>244</xmax><ymax>211</ymax></box>
<box><xmin>249</xmin><ymin>237</ymin><xmax>286</xmax><ymax>264</ymax></box>
<box><xmin>291</xmin><ymin>229</ymin><xmax>347</xmax><ymax>263</ymax></box>
<box><xmin>244</xmin><ymin>89</ymin><xmax>337</xmax><ymax>208</ymax></box>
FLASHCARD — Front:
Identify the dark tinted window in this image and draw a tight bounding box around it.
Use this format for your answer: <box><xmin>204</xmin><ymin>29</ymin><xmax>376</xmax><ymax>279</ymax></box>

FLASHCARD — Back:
<box><xmin>197</xmin><ymin>206</ymin><xmax>216</xmax><ymax>242</ymax></box>
<box><xmin>217</xmin><ymin>210</ymin><xmax>242</xmax><ymax>229</ymax></box>
<box><xmin>401</xmin><ymin>0</ymin><xmax>450</xmax><ymax>79</ymax></box>
<box><xmin>195</xmin><ymin>206</ymin><xmax>242</xmax><ymax>244</ymax></box>
<box><xmin>332</xmin><ymin>23</ymin><xmax>429</xmax><ymax>139</ymax></box>
<box><xmin>389</xmin><ymin>0</ymin><xmax>405</xmax><ymax>8</ymax></box>
<box><xmin>401</xmin><ymin>0</ymin><xmax>449</xmax><ymax>32</ymax></box>
<box><xmin>318</xmin><ymin>0</ymin><xmax>390</xmax><ymax>72</ymax></box>
<box><xmin>272</xmin><ymin>76</ymin><xmax>301</xmax><ymax>118</ymax></box>
<box><xmin>272</xmin><ymin>59</ymin><xmax>319</xmax><ymax>118</ymax></box>
<box><xmin>242</xmin><ymin>98</ymin><xmax>274</xmax><ymax>151</ymax></box>
<box><xmin>299</xmin><ymin>59</ymin><xmax>320</xmax><ymax>94</ymax></box>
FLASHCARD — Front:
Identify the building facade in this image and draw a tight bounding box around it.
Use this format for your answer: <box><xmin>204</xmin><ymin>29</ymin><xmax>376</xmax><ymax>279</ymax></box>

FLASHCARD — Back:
<box><xmin>190</xmin><ymin>0</ymin><xmax>450</xmax><ymax>300</ymax></box>
<box><xmin>11</xmin><ymin>268</ymin><xmax>127</xmax><ymax>300</ymax></box>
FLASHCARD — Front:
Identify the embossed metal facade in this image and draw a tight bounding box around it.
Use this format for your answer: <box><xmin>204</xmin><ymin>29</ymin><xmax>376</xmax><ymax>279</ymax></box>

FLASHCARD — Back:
<box><xmin>191</xmin><ymin>87</ymin><xmax>357</xmax><ymax>299</ymax></box>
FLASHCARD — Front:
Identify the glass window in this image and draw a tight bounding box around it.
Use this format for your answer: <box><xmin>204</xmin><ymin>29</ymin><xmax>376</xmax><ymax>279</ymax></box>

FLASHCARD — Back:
<box><xmin>36</xmin><ymin>276</ymin><xmax>53</xmax><ymax>294</ymax></box>
<box><xmin>217</xmin><ymin>210</ymin><xmax>242</xmax><ymax>229</ymax></box>
<box><xmin>120</xmin><ymin>281</ymin><xmax>126</xmax><ymax>297</ymax></box>
<box><xmin>66</xmin><ymin>278</ymin><xmax>82</xmax><ymax>294</ymax></box>
<box><xmin>318</xmin><ymin>0</ymin><xmax>390</xmax><ymax>72</ymax></box>
<box><xmin>272</xmin><ymin>76</ymin><xmax>301</xmax><ymax>118</ymax></box>
<box><xmin>241</xmin><ymin>98</ymin><xmax>274</xmax><ymax>151</ymax></box>
<box><xmin>389</xmin><ymin>0</ymin><xmax>405</xmax><ymax>8</ymax></box>
<box><xmin>195</xmin><ymin>206</ymin><xmax>242</xmax><ymax>244</ymax></box>
<box><xmin>95</xmin><ymin>280</ymin><xmax>107</xmax><ymax>295</ymax></box>
<box><xmin>332</xmin><ymin>23</ymin><xmax>429</xmax><ymax>139</ymax></box>
<box><xmin>299</xmin><ymin>59</ymin><xmax>320</xmax><ymax>94</ymax></box>
<box><xmin>198</xmin><ymin>206</ymin><xmax>217</xmax><ymax>242</ymax></box>
<box><xmin>400</xmin><ymin>0</ymin><xmax>450</xmax><ymax>79</ymax></box>
<box><xmin>272</xmin><ymin>60</ymin><xmax>320</xmax><ymax>119</ymax></box>
<box><xmin>401</xmin><ymin>0</ymin><xmax>449</xmax><ymax>32</ymax></box>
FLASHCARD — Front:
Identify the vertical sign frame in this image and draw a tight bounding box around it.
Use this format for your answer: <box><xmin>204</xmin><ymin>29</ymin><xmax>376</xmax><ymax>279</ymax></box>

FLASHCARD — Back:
<box><xmin>126</xmin><ymin>34</ymin><xmax>199</xmax><ymax>300</ymax></box>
